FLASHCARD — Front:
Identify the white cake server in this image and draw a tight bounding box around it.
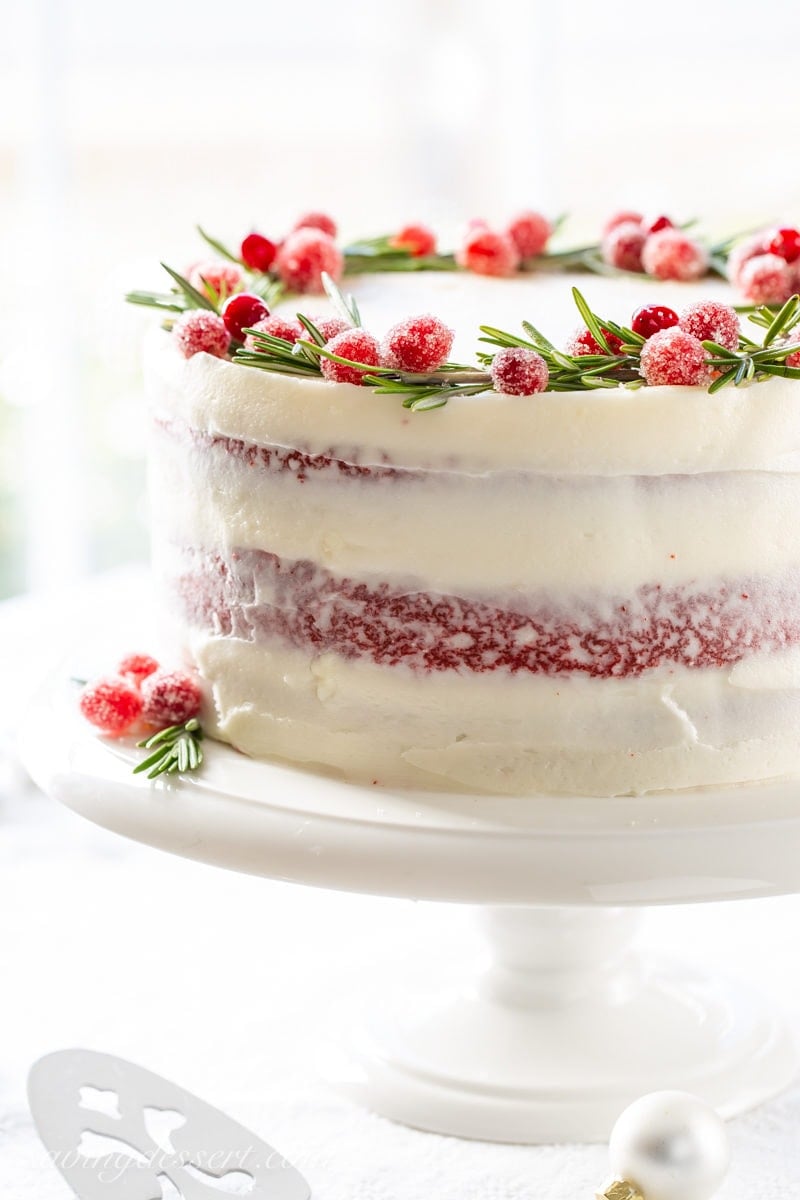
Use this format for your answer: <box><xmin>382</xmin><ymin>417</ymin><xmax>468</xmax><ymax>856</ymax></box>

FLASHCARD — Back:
<box><xmin>28</xmin><ymin>1048</ymin><xmax>313</xmax><ymax>1200</ymax></box>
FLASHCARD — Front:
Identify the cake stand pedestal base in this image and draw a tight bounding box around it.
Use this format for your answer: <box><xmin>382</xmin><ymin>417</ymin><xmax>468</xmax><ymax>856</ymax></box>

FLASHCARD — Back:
<box><xmin>331</xmin><ymin>906</ymin><xmax>796</xmax><ymax>1143</ymax></box>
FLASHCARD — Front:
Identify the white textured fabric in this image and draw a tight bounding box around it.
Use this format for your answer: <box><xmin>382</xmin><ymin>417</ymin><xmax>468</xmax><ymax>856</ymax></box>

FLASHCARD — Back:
<box><xmin>1</xmin><ymin>577</ymin><xmax>800</xmax><ymax>1197</ymax></box>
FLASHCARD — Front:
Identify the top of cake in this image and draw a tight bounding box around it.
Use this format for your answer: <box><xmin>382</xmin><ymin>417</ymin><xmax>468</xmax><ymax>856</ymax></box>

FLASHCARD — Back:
<box><xmin>131</xmin><ymin>207</ymin><xmax>800</xmax><ymax>473</ymax></box>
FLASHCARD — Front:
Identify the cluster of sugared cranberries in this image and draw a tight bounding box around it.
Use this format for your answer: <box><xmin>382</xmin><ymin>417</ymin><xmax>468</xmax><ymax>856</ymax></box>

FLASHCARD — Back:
<box><xmin>188</xmin><ymin>260</ymin><xmax>244</xmax><ymax>302</ymax></box>
<box><xmin>456</xmin><ymin>209</ymin><xmax>552</xmax><ymax>277</ymax></box>
<box><xmin>173</xmin><ymin>310</ymin><xmax>231</xmax><ymax>359</ymax></box>
<box><xmin>381</xmin><ymin>314</ymin><xmax>454</xmax><ymax>372</ymax></box>
<box><xmin>601</xmin><ymin>211</ymin><xmax>708</xmax><ymax>281</ymax></box>
<box><xmin>319</xmin><ymin>315</ymin><xmax>453</xmax><ymax>384</ymax></box>
<box><xmin>490</xmin><ymin>347</ymin><xmax>549</xmax><ymax>395</ymax></box>
<box><xmin>729</xmin><ymin>226</ymin><xmax>800</xmax><ymax>304</ymax></box>
<box><xmin>389</xmin><ymin>223</ymin><xmax>437</xmax><ymax>257</ymax></box>
<box><xmin>79</xmin><ymin>654</ymin><xmax>202</xmax><ymax>736</ymax></box>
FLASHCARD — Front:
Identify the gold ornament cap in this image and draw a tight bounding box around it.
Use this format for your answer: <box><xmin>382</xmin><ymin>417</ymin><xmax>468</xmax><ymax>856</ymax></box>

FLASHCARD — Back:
<box><xmin>596</xmin><ymin>1181</ymin><xmax>644</xmax><ymax>1200</ymax></box>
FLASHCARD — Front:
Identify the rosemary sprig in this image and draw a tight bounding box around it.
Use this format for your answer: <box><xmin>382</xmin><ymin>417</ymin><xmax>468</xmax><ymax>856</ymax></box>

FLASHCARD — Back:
<box><xmin>133</xmin><ymin>718</ymin><xmax>204</xmax><ymax>779</ymax></box>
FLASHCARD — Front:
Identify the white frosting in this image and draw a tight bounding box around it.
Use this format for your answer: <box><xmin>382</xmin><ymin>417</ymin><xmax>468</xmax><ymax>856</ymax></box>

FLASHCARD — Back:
<box><xmin>192</xmin><ymin>634</ymin><xmax>800</xmax><ymax>796</ymax></box>
<box><xmin>145</xmin><ymin>269</ymin><xmax>800</xmax><ymax>797</ymax></box>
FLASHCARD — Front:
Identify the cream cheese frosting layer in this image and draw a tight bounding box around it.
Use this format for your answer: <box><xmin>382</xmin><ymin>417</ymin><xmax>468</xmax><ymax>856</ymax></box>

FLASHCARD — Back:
<box><xmin>151</xmin><ymin>417</ymin><xmax>800</xmax><ymax>594</ymax></box>
<box><xmin>189</xmin><ymin>633</ymin><xmax>800</xmax><ymax>796</ymax></box>
<box><xmin>145</xmin><ymin>329</ymin><xmax>800</xmax><ymax>478</ymax></box>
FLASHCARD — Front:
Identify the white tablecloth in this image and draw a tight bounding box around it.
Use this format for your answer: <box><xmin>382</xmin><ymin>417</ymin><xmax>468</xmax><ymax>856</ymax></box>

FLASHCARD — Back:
<box><xmin>2</xmin><ymin>573</ymin><xmax>800</xmax><ymax>1197</ymax></box>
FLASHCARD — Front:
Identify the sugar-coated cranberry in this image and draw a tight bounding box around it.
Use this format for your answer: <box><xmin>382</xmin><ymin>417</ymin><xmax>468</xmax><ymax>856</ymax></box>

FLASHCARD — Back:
<box><xmin>785</xmin><ymin>343</ymin><xmax>800</xmax><ymax>368</ymax></box>
<box><xmin>602</xmin><ymin>210</ymin><xmax>644</xmax><ymax>236</ymax></box>
<box><xmin>315</xmin><ymin>316</ymin><xmax>351</xmax><ymax>342</ymax></box>
<box><xmin>641</xmin><ymin>230</ymin><xmax>708</xmax><ymax>281</ymax></box>
<box><xmin>456</xmin><ymin>227</ymin><xmax>520</xmax><ymax>276</ymax></box>
<box><xmin>221</xmin><ymin>292</ymin><xmax>270</xmax><ymax>341</ymax></box>
<box><xmin>320</xmin><ymin>329</ymin><xmax>381</xmax><ymax>385</ymax></box>
<box><xmin>389</xmin><ymin>224</ymin><xmax>437</xmax><ymax>257</ymax></box>
<box><xmin>240</xmin><ymin>232</ymin><xmax>278</xmax><ymax>272</ymax></box>
<box><xmin>642</xmin><ymin>214</ymin><xmax>673</xmax><ymax>235</ymax></box>
<box><xmin>738</xmin><ymin>253</ymin><xmax>794</xmax><ymax>305</ymax></box>
<box><xmin>506</xmin><ymin>210</ymin><xmax>552</xmax><ymax>259</ymax></box>
<box><xmin>490</xmin><ymin>347</ymin><xmax>549</xmax><ymax>395</ymax></box>
<box><xmin>116</xmin><ymin>653</ymin><xmax>160</xmax><ymax>685</ymax></box>
<box><xmin>768</xmin><ymin>227</ymin><xmax>800</xmax><ymax>264</ymax></box>
<box><xmin>381</xmin><ymin>314</ymin><xmax>454</xmax><ymax>373</ymax></box>
<box><xmin>639</xmin><ymin>327</ymin><xmax>710</xmax><ymax>386</ymax></box>
<box><xmin>141</xmin><ymin>670</ymin><xmax>203</xmax><ymax>728</ymax></box>
<box><xmin>565</xmin><ymin>327</ymin><xmax>623</xmax><ymax>356</ymax></box>
<box><xmin>631</xmin><ymin>304</ymin><xmax>679</xmax><ymax>340</ymax></box>
<box><xmin>275</xmin><ymin>229</ymin><xmax>344</xmax><ymax>293</ymax></box>
<box><xmin>80</xmin><ymin>675</ymin><xmax>143</xmax><ymax>735</ymax></box>
<box><xmin>727</xmin><ymin>232</ymin><xmax>774</xmax><ymax>285</ymax></box>
<box><xmin>173</xmin><ymin>310</ymin><xmax>231</xmax><ymax>359</ymax></box>
<box><xmin>601</xmin><ymin>221</ymin><xmax>646</xmax><ymax>271</ymax></box>
<box><xmin>679</xmin><ymin>300</ymin><xmax>739</xmax><ymax>351</ymax></box>
<box><xmin>292</xmin><ymin>211</ymin><xmax>338</xmax><ymax>239</ymax></box>
<box><xmin>188</xmin><ymin>260</ymin><xmax>244</xmax><ymax>302</ymax></box>
<box><xmin>243</xmin><ymin>314</ymin><xmax>302</xmax><ymax>350</ymax></box>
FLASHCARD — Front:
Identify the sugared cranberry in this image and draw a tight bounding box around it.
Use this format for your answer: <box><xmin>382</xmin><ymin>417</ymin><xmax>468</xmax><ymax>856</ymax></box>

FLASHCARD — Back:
<box><xmin>275</xmin><ymin>229</ymin><xmax>344</xmax><ymax>293</ymax></box>
<box><xmin>565</xmin><ymin>327</ymin><xmax>623</xmax><ymax>356</ymax></box>
<box><xmin>116</xmin><ymin>653</ymin><xmax>160</xmax><ymax>685</ymax></box>
<box><xmin>490</xmin><ymin>347</ymin><xmax>549</xmax><ymax>395</ymax></box>
<box><xmin>642</xmin><ymin>214</ymin><xmax>673</xmax><ymax>235</ymax></box>
<box><xmin>243</xmin><ymin>314</ymin><xmax>301</xmax><ymax>350</ymax></box>
<box><xmin>641</xmin><ymin>230</ymin><xmax>708</xmax><ymax>281</ymax></box>
<box><xmin>389</xmin><ymin>224</ymin><xmax>437</xmax><ymax>257</ymax></box>
<box><xmin>456</xmin><ymin>227</ymin><xmax>520</xmax><ymax>277</ymax></box>
<box><xmin>506</xmin><ymin>210</ymin><xmax>551</xmax><ymax>259</ymax></box>
<box><xmin>141</xmin><ymin>669</ymin><xmax>203</xmax><ymax>728</ymax></box>
<box><xmin>601</xmin><ymin>221</ymin><xmax>646</xmax><ymax>272</ymax></box>
<box><xmin>631</xmin><ymin>304</ymin><xmax>679</xmax><ymax>340</ymax></box>
<box><xmin>315</xmin><ymin>316</ymin><xmax>351</xmax><ymax>342</ymax></box>
<box><xmin>381</xmin><ymin>314</ymin><xmax>454</xmax><ymax>373</ymax></box>
<box><xmin>602</xmin><ymin>210</ymin><xmax>644</xmax><ymax>236</ymax></box>
<box><xmin>639</xmin><ymin>327</ymin><xmax>710</xmax><ymax>386</ymax></box>
<box><xmin>80</xmin><ymin>675</ymin><xmax>143</xmax><ymax>735</ymax></box>
<box><xmin>320</xmin><ymin>329</ymin><xmax>381</xmax><ymax>385</ymax></box>
<box><xmin>188</xmin><ymin>260</ymin><xmax>244</xmax><ymax>302</ymax></box>
<box><xmin>221</xmin><ymin>292</ymin><xmax>270</xmax><ymax>341</ymax></box>
<box><xmin>292</xmin><ymin>211</ymin><xmax>338</xmax><ymax>239</ymax></box>
<box><xmin>727</xmin><ymin>232</ymin><xmax>773</xmax><ymax>286</ymax></box>
<box><xmin>240</xmin><ymin>232</ymin><xmax>278</xmax><ymax>272</ymax></box>
<box><xmin>738</xmin><ymin>253</ymin><xmax>793</xmax><ymax>305</ymax></box>
<box><xmin>768</xmin><ymin>227</ymin><xmax>800</xmax><ymax>264</ymax></box>
<box><xmin>173</xmin><ymin>310</ymin><xmax>231</xmax><ymax>359</ymax></box>
<box><xmin>679</xmin><ymin>300</ymin><xmax>739</xmax><ymax>351</ymax></box>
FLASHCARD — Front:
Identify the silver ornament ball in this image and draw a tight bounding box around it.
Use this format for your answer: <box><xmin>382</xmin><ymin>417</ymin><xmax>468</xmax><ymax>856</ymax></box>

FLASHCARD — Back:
<box><xmin>608</xmin><ymin>1090</ymin><xmax>730</xmax><ymax>1200</ymax></box>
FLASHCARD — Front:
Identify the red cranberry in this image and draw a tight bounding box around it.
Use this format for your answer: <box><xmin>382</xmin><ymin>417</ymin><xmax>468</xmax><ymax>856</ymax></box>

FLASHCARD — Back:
<box><xmin>221</xmin><ymin>292</ymin><xmax>269</xmax><ymax>341</ymax></box>
<box><xmin>768</xmin><ymin>227</ymin><xmax>800</xmax><ymax>264</ymax></box>
<box><xmin>631</xmin><ymin>304</ymin><xmax>679</xmax><ymax>340</ymax></box>
<box><xmin>240</xmin><ymin>232</ymin><xmax>277</xmax><ymax>272</ymax></box>
<box><xmin>643</xmin><ymin>214</ymin><xmax>673</xmax><ymax>235</ymax></box>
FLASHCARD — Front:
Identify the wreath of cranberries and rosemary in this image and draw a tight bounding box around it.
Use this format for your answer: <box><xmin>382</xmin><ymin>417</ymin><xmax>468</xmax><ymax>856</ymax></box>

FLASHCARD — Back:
<box><xmin>78</xmin><ymin>654</ymin><xmax>206</xmax><ymax>778</ymax></box>
<box><xmin>160</xmin><ymin>265</ymin><xmax>800</xmax><ymax>411</ymax></box>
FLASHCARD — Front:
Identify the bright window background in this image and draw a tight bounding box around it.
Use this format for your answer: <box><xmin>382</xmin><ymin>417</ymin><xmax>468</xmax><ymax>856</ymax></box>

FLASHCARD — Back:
<box><xmin>1</xmin><ymin>0</ymin><xmax>799</xmax><ymax>598</ymax></box>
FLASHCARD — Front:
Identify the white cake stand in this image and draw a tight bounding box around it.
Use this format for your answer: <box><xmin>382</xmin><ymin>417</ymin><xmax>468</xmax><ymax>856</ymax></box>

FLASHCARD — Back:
<box><xmin>21</xmin><ymin>684</ymin><xmax>800</xmax><ymax>1145</ymax></box>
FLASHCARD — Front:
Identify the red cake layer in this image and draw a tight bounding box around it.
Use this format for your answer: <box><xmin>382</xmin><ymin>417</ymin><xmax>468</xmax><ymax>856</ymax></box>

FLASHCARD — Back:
<box><xmin>173</xmin><ymin>548</ymin><xmax>800</xmax><ymax>678</ymax></box>
<box><xmin>156</xmin><ymin>416</ymin><xmax>413</xmax><ymax>482</ymax></box>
